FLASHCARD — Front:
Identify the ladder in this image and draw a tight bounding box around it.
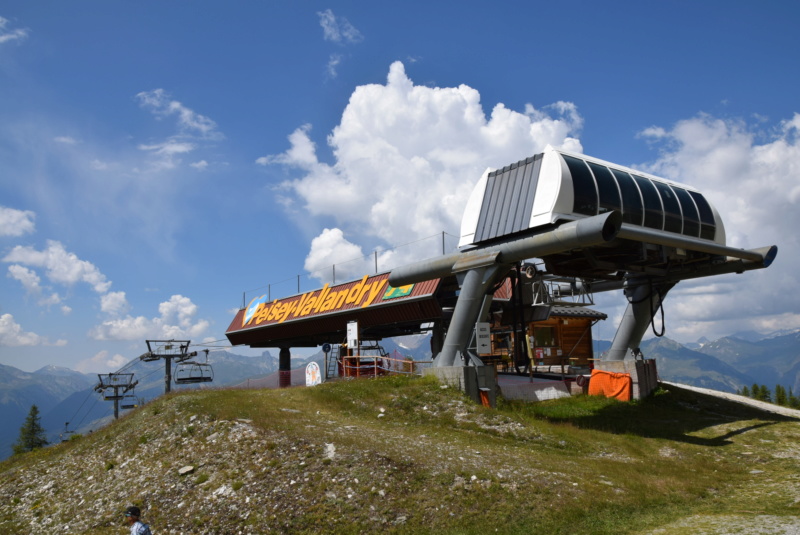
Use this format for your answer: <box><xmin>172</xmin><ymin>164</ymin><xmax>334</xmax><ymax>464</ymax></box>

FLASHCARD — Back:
<box><xmin>326</xmin><ymin>345</ymin><xmax>340</xmax><ymax>380</ymax></box>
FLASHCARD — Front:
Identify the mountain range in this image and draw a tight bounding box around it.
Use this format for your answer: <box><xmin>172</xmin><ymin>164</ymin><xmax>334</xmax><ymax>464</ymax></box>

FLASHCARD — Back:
<box><xmin>2</xmin><ymin>330</ymin><xmax>799</xmax><ymax>460</ymax></box>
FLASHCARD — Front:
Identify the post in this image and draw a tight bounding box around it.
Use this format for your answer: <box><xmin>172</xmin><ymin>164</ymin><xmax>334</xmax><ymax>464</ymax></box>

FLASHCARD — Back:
<box><xmin>374</xmin><ymin>250</ymin><xmax>378</xmax><ymax>273</ymax></box>
<box><xmin>113</xmin><ymin>388</ymin><xmax>119</xmax><ymax>420</ymax></box>
<box><xmin>279</xmin><ymin>347</ymin><xmax>291</xmax><ymax>388</ymax></box>
<box><xmin>165</xmin><ymin>356</ymin><xmax>172</xmax><ymax>394</ymax></box>
<box><xmin>442</xmin><ymin>231</ymin><xmax>445</xmax><ymax>255</ymax></box>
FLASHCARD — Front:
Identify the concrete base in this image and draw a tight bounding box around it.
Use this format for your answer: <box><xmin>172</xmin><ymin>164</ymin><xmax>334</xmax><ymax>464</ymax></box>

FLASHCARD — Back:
<box><xmin>593</xmin><ymin>359</ymin><xmax>658</xmax><ymax>400</ymax></box>
<box><xmin>498</xmin><ymin>375</ymin><xmax>572</xmax><ymax>402</ymax></box>
<box><xmin>424</xmin><ymin>366</ymin><xmax>496</xmax><ymax>407</ymax></box>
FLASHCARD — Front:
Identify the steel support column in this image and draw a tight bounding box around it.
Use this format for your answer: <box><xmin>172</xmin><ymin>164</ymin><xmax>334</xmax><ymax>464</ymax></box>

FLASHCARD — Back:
<box><xmin>433</xmin><ymin>264</ymin><xmax>509</xmax><ymax>367</ymax></box>
<box><xmin>606</xmin><ymin>276</ymin><xmax>675</xmax><ymax>361</ymax></box>
<box><xmin>279</xmin><ymin>346</ymin><xmax>291</xmax><ymax>388</ymax></box>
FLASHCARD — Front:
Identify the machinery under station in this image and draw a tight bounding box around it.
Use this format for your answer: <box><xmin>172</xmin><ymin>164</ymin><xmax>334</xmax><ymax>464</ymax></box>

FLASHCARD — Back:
<box><xmin>226</xmin><ymin>146</ymin><xmax>777</xmax><ymax>405</ymax></box>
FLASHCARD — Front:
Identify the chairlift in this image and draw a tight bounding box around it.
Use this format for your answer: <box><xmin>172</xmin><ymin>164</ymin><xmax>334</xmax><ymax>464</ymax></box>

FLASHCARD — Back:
<box><xmin>174</xmin><ymin>361</ymin><xmax>214</xmax><ymax>384</ymax></box>
<box><xmin>120</xmin><ymin>394</ymin><xmax>138</xmax><ymax>410</ymax></box>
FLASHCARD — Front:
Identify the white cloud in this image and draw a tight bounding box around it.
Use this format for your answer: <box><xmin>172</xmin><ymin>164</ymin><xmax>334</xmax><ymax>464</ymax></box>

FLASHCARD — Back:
<box><xmin>7</xmin><ymin>264</ymin><xmax>41</xmax><ymax>293</ymax></box>
<box><xmin>0</xmin><ymin>206</ymin><xmax>35</xmax><ymax>236</ymax></box>
<box><xmin>326</xmin><ymin>53</ymin><xmax>343</xmax><ymax>78</ymax></box>
<box><xmin>0</xmin><ymin>313</ymin><xmax>42</xmax><ymax>346</ymax></box>
<box><xmin>100</xmin><ymin>291</ymin><xmax>130</xmax><ymax>316</ymax></box>
<box><xmin>89</xmin><ymin>294</ymin><xmax>210</xmax><ymax>341</ymax></box>
<box><xmin>190</xmin><ymin>159</ymin><xmax>208</xmax><ymax>170</ymax></box>
<box><xmin>261</xmin><ymin>61</ymin><xmax>583</xmax><ymax>280</ymax></box>
<box><xmin>136</xmin><ymin>89</ymin><xmax>221</xmax><ymax>139</ymax></box>
<box><xmin>625</xmin><ymin>112</ymin><xmax>800</xmax><ymax>342</ymax></box>
<box><xmin>0</xmin><ymin>16</ymin><xmax>28</xmax><ymax>45</ymax></box>
<box><xmin>54</xmin><ymin>136</ymin><xmax>79</xmax><ymax>145</ymax></box>
<box><xmin>90</xmin><ymin>159</ymin><xmax>109</xmax><ymax>170</ymax></box>
<box><xmin>7</xmin><ymin>264</ymin><xmax>66</xmax><ymax>308</ymax></box>
<box><xmin>304</xmin><ymin>228</ymin><xmax>394</xmax><ymax>283</ymax></box>
<box><xmin>75</xmin><ymin>349</ymin><xmax>128</xmax><ymax>373</ymax></box>
<box><xmin>317</xmin><ymin>9</ymin><xmax>363</xmax><ymax>44</ymax></box>
<box><xmin>3</xmin><ymin>240</ymin><xmax>112</xmax><ymax>293</ymax></box>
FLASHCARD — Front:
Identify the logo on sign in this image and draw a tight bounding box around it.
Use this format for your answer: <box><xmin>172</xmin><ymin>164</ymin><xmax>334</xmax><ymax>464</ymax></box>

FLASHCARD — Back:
<box><xmin>383</xmin><ymin>284</ymin><xmax>414</xmax><ymax>300</ymax></box>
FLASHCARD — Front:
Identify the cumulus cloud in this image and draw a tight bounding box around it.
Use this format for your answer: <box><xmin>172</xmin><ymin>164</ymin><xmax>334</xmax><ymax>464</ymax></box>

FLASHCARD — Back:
<box><xmin>261</xmin><ymin>61</ymin><xmax>583</xmax><ymax>281</ymax></box>
<box><xmin>100</xmin><ymin>291</ymin><xmax>130</xmax><ymax>316</ymax></box>
<box><xmin>0</xmin><ymin>16</ymin><xmax>28</xmax><ymax>45</ymax></box>
<box><xmin>89</xmin><ymin>294</ymin><xmax>210</xmax><ymax>341</ymax></box>
<box><xmin>75</xmin><ymin>349</ymin><xmax>128</xmax><ymax>373</ymax></box>
<box><xmin>0</xmin><ymin>313</ymin><xmax>42</xmax><ymax>346</ymax></box>
<box><xmin>317</xmin><ymin>9</ymin><xmax>363</xmax><ymax>44</ymax></box>
<box><xmin>0</xmin><ymin>206</ymin><xmax>35</xmax><ymax>236</ymax></box>
<box><xmin>3</xmin><ymin>240</ymin><xmax>112</xmax><ymax>293</ymax></box>
<box><xmin>629</xmin><ymin>112</ymin><xmax>800</xmax><ymax>341</ymax></box>
<box><xmin>304</xmin><ymin>228</ymin><xmax>394</xmax><ymax>283</ymax></box>
<box><xmin>6</xmin><ymin>264</ymin><xmax>65</xmax><ymax>308</ymax></box>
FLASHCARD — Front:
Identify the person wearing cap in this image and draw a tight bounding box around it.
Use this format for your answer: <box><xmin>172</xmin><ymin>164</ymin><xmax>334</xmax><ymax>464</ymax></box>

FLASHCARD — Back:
<box><xmin>124</xmin><ymin>506</ymin><xmax>152</xmax><ymax>535</ymax></box>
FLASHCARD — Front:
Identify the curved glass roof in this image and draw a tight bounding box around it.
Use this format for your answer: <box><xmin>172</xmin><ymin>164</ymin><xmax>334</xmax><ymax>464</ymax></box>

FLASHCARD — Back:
<box><xmin>561</xmin><ymin>154</ymin><xmax>717</xmax><ymax>241</ymax></box>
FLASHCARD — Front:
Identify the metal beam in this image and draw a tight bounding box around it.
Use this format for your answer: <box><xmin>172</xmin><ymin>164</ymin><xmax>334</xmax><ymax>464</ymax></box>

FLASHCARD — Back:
<box><xmin>389</xmin><ymin>211</ymin><xmax>622</xmax><ymax>287</ymax></box>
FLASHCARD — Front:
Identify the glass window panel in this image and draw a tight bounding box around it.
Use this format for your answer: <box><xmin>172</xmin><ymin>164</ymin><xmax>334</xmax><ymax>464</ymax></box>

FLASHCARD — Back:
<box><xmin>632</xmin><ymin>175</ymin><xmax>664</xmax><ymax>229</ymax></box>
<box><xmin>588</xmin><ymin>162</ymin><xmax>621</xmax><ymax>214</ymax></box>
<box><xmin>533</xmin><ymin>326</ymin><xmax>557</xmax><ymax>347</ymax></box>
<box><xmin>653</xmin><ymin>182</ymin><xmax>682</xmax><ymax>233</ymax></box>
<box><xmin>674</xmin><ymin>187</ymin><xmax>700</xmax><ymax>237</ymax></box>
<box><xmin>611</xmin><ymin>169</ymin><xmax>643</xmax><ymax>225</ymax></box>
<box><xmin>563</xmin><ymin>155</ymin><xmax>597</xmax><ymax>216</ymax></box>
<box><xmin>688</xmin><ymin>191</ymin><xmax>717</xmax><ymax>240</ymax></box>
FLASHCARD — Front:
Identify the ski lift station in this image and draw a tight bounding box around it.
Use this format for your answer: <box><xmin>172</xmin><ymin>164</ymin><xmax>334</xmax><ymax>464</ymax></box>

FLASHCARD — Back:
<box><xmin>226</xmin><ymin>146</ymin><xmax>777</xmax><ymax>404</ymax></box>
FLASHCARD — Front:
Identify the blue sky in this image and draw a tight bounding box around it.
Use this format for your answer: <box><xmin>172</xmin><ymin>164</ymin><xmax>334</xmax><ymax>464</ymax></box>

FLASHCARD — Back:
<box><xmin>1</xmin><ymin>2</ymin><xmax>798</xmax><ymax>372</ymax></box>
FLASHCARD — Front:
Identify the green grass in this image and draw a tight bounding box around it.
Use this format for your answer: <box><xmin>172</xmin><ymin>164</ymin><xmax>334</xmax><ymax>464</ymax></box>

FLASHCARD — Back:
<box><xmin>2</xmin><ymin>376</ymin><xmax>798</xmax><ymax>534</ymax></box>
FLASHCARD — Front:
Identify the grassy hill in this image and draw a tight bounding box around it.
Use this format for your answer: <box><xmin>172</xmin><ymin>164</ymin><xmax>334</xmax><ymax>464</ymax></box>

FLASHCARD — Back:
<box><xmin>1</xmin><ymin>376</ymin><xmax>798</xmax><ymax>534</ymax></box>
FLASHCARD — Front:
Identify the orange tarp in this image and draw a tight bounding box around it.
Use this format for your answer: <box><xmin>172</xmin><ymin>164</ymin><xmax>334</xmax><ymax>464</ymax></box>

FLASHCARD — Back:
<box><xmin>588</xmin><ymin>369</ymin><xmax>632</xmax><ymax>401</ymax></box>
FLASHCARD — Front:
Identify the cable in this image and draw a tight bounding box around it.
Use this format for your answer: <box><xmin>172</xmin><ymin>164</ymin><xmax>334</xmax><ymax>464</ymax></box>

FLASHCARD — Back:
<box><xmin>65</xmin><ymin>388</ymin><xmax>96</xmax><ymax>431</ymax></box>
<box><xmin>650</xmin><ymin>287</ymin><xmax>666</xmax><ymax>337</ymax></box>
<box><xmin>72</xmin><ymin>395</ymin><xmax>101</xmax><ymax>430</ymax></box>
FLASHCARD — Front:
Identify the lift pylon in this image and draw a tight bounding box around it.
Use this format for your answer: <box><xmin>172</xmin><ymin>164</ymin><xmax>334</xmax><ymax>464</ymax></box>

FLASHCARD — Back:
<box><xmin>95</xmin><ymin>372</ymin><xmax>138</xmax><ymax>420</ymax></box>
<box><xmin>140</xmin><ymin>340</ymin><xmax>197</xmax><ymax>395</ymax></box>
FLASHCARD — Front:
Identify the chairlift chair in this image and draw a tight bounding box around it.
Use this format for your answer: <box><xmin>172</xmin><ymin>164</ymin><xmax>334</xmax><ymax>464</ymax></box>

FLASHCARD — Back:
<box><xmin>120</xmin><ymin>394</ymin><xmax>138</xmax><ymax>410</ymax></box>
<box><xmin>174</xmin><ymin>361</ymin><xmax>214</xmax><ymax>384</ymax></box>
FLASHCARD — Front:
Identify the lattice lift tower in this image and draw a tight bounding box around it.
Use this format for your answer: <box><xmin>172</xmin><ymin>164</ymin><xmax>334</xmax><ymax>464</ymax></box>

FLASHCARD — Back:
<box><xmin>139</xmin><ymin>340</ymin><xmax>197</xmax><ymax>395</ymax></box>
<box><xmin>95</xmin><ymin>373</ymin><xmax>138</xmax><ymax>420</ymax></box>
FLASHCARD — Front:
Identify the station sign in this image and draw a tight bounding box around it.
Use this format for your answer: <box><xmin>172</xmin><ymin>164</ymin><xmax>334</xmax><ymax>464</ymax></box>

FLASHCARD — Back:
<box><xmin>238</xmin><ymin>274</ymin><xmax>416</xmax><ymax>329</ymax></box>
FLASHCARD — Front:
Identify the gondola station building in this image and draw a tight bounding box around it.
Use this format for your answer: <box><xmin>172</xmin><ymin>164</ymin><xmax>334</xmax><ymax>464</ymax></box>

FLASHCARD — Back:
<box><xmin>226</xmin><ymin>147</ymin><xmax>777</xmax><ymax>404</ymax></box>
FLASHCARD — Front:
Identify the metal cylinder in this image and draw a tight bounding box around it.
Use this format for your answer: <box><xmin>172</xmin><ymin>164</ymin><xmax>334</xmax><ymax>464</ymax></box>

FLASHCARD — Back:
<box><xmin>389</xmin><ymin>211</ymin><xmax>622</xmax><ymax>287</ymax></box>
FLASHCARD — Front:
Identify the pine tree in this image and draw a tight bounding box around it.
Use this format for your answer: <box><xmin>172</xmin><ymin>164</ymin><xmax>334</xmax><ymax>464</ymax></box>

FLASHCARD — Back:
<box><xmin>740</xmin><ymin>385</ymin><xmax>750</xmax><ymax>397</ymax></box>
<box><xmin>750</xmin><ymin>383</ymin><xmax>760</xmax><ymax>400</ymax></box>
<box><xmin>789</xmin><ymin>389</ymin><xmax>800</xmax><ymax>409</ymax></box>
<box><xmin>758</xmin><ymin>385</ymin><xmax>772</xmax><ymax>403</ymax></box>
<box><xmin>12</xmin><ymin>405</ymin><xmax>49</xmax><ymax>455</ymax></box>
<box><xmin>774</xmin><ymin>384</ymin><xmax>787</xmax><ymax>406</ymax></box>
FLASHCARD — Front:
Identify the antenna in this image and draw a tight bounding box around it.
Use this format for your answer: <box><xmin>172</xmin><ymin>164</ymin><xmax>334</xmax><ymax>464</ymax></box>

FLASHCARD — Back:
<box><xmin>140</xmin><ymin>340</ymin><xmax>198</xmax><ymax>395</ymax></box>
<box><xmin>94</xmin><ymin>372</ymin><xmax>138</xmax><ymax>420</ymax></box>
